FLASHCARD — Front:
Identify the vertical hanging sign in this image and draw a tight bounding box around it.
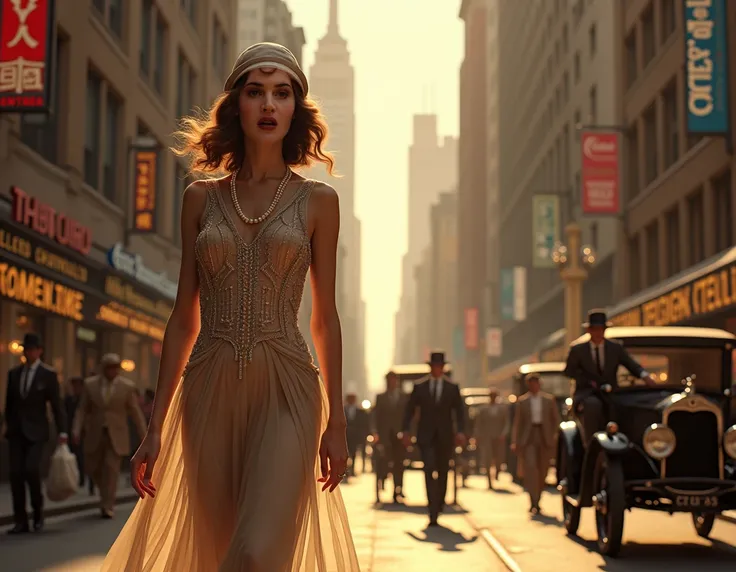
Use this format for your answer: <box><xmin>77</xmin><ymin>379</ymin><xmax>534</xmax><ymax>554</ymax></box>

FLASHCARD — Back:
<box><xmin>532</xmin><ymin>195</ymin><xmax>560</xmax><ymax>268</ymax></box>
<box><xmin>500</xmin><ymin>268</ymin><xmax>515</xmax><ymax>321</ymax></box>
<box><xmin>683</xmin><ymin>0</ymin><xmax>730</xmax><ymax>135</ymax></box>
<box><xmin>133</xmin><ymin>150</ymin><xmax>157</xmax><ymax>233</ymax></box>
<box><xmin>0</xmin><ymin>0</ymin><xmax>56</xmax><ymax>113</ymax></box>
<box><xmin>581</xmin><ymin>131</ymin><xmax>620</xmax><ymax>215</ymax></box>
<box><xmin>464</xmin><ymin>307</ymin><xmax>479</xmax><ymax>351</ymax></box>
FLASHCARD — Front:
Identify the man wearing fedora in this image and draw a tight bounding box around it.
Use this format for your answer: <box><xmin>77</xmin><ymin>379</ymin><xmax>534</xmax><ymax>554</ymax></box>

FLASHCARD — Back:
<box><xmin>564</xmin><ymin>309</ymin><xmax>655</xmax><ymax>442</ymax></box>
<box><xmin>3</xmin><ymin>333</ymin><xmax>67</xmax><ymax>534</ymax></box>
<box><xmin>402</xmin><ymin>351</ymin><xmax>466</xmax><ymax>526</ymax></box>
<box><xmin>72</xmin><ymin>353</ymin><xmax>147</xmax><ymax>518</ymax></box>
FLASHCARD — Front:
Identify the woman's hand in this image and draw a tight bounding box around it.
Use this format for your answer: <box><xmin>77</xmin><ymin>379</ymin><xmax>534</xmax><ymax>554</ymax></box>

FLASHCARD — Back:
<box><xmin>130</xmin><ymin>431</ymin><xmax>161</xmax><ymax>499</ymax></box>
<box><xmin>318</xmin><ymin>421</ymin><xmax>349</xmax><ymax>492</ymax></box>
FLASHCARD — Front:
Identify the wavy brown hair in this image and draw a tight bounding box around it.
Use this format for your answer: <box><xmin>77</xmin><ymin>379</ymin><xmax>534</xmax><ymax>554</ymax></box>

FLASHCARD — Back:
<box><xmin>172</xmin><ymin>76</ymin><xmax>335</xmax><ymax>176</ymax></box>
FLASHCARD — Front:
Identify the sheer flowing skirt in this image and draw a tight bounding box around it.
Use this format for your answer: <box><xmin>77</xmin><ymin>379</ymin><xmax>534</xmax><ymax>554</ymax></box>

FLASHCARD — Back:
<box><xmin>101</xmin><ymin>340</ymin><xmax>359</xmax><ymax>571</ymax></box>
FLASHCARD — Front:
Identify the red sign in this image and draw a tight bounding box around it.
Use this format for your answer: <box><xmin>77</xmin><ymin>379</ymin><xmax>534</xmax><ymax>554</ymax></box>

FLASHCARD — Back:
<box><xmin>133</xmin><ymin>151</ymin><xmax>157</xmax><ymax>233</ymax></box>
<box><xmin>0</xmin><ymin>0</ymin><xmax>55</xmax><ymax>112</ymax></box>
<box><xmin>464</xmin><ymin>307</ymin><xmax>478</xmax><ymax>351</ymax></box>
<box><xmin>11</xmin><ymin>186</ymin><xmax>92</xmax><ymax>255</ymax></box>
<box><xmin>581</xmin><ymin>131</ymin><xmax>620</xmax><ymax>215</ymax></box>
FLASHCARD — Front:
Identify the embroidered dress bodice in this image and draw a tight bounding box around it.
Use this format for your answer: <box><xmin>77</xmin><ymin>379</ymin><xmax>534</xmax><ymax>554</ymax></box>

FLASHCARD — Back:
<box><xmin>187</xmin><ymin>178</ymin><xmax>315</xmax><ymax>377</ymax></box>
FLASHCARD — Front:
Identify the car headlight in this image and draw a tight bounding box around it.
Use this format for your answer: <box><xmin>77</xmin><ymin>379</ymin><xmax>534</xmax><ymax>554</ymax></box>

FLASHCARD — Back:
<box><xmin>643</xmin><ymin>424</ymin><xmax>676</xmax><ymax>459</ymax></box>
<box><xmin>725</xmin><ymin>425</ymin><xmax>736</xmax><ymax>460</ymax></box>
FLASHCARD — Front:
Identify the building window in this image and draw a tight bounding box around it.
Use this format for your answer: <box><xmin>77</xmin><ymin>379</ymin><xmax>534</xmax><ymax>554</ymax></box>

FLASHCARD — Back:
<box><xmin>589</xmin><ymin>222</ymin><xmax>598</xmax><ymax>251</ymax></box>
<box><xmin>688</xmin><ymin>190</ymin><xmax>705</xmax><ymax>265</ymax></box>
<box><xmin>625</xmin><ymin>31</ymin><xmax>637</xmax><ymax>86</ymax></box>
<box><xmin>646</xmin><ymin>221</ymin><xmax>660</xmax><ymax>286</ymax></box>
<box><xmin>20</xmin><ymin>35</ymin><xmax>65</xmax><ymax>164</ymax></box>
<box><xmin>84</xmin><ymin>71</ymin><xmax>102</xmax><ymax>189</ymax></box>
<box><xmin>153</xmin><ymin>12</ymin><xmax>167</xmax><ymax>94</ymax></box>
<box><xmin>140</xmin><ymin>0</ymin><xmax>152</xmax><ymax>76</ymax></box>
<box><xmin>177</xmin><ymin>51</ymin><xmax>196</xmax><ymax>118</ymax></box>
<box><xmin>103</xmin><ymin>92</ymin><xmax>121</xmax><ymax>203</ymax></box>
<box><xmin>627</xmin><ymin>123</ymin><xmax>640</xmax><ymax>199</ymax></box>
<box><xmin>665</xmin><ymin>207</ymin><xmax>679</xmax><ymax>276</ymax></box>
<box><xmin>562</xmin><ymin>24</ymin><xmax>568</xmax><ymax>52</ymax></box>
<box><xmin>574</xmin><ymin>51</ymin><xmax>580</xmax><ymax>83</ymax></box>
<box><xmin>589</xmin><ymin>84</ymin><xmax>597</xmax><ymax>124</ymax></box>
<box><xmin>643</xmin><ymin>105</ymin><xmax>657</xmax><ymax>185</ymax></box>
<box><xmin>212</xmin><ymin>18</ymin><xmax>228</xmax><ymax>78</ymax></box>
<box><xmin>642</xmin><ymin>5</ymin><xmax>655</xmax><ymax>66</ymax></box>
<box><xmin>589</xmin><ymin>23</ymin><xmax>596</xmax><ymax>57</ymax></box>
<box><xmin>181</xmin><ymin>0</ymin><xmax>197</xmax><ymax>25</ymax></box>
<box><xmin>662</xmin><ymin>81</ymin><xmax>679</xmax><ymax>168</ymax></box>
<box><xmin>661</xmin><ymin>0</ymin><xmax>676</xmax><ymax>42</ymax></box>
<box><xmin>629</xmin><ymin>234</ymin><xmax>641</xmax><ymax>293</ymax></box>
<box><xmin>713</xmin><ymin>170</ymin><xmax>733</xmax><ymax>252</ymax></box>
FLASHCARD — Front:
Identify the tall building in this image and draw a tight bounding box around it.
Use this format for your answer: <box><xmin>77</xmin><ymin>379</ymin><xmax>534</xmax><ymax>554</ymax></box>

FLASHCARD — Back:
<box><xmin>493</xmin><ymin>0</ymin><xmax>621</xmax><ymax>368</ymax></box>
<box><xmin>394</xmin><ymin>117</ymin><xmax>458</xmax><ymax>364</ymax></box>
<box><xmin>237</xmin><ymin>0</ymin><xmax>306</xmax><ymax>63</ymax></box>
<box><xmin>0</xmin><ymin>0</ymin><xmax>236</xmax><ymax>477</ymax></box>
<box><xmin>457</xmin><ymin>0</ymin><xmax>489</xmax><ymax>386</ymax></box>
<box><xmin>301</xmin><ymin>0</ymin><xmax>366</xmax><ymax>396</ymax></box>
<box><xmin>430</xmin><ymin>192</ymin><xmax>459</xmax><ymax>359</ymax></box>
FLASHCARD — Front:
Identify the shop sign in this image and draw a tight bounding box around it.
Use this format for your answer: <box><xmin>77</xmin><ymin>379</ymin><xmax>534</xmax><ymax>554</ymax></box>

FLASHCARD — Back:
<box><xmin>609</xmin><ymin>264</ymin><xmax>736</xmax><ymax>327</ymax></box>
<box><xmin>0</xmin><ymin>261</ymin><xmax>84</xmax><ymax>320</ymax></box>
<box><xmin>11</xmin><ymin>186</ymin><xmax>92</xmax><ymax>255</ymax></box>
<box><xmin>0</xmin><ymin>0</ymin><xmax>56</xmax><ymax>113</ymax></box>
<box><xmin>683</xmin><ymin>0</ymin><xmax>730</xmax><ymax>135</ymax></box>
<box><xmin>532</xmin><ymin>195</ymin><xmax>560</xmax><ymax>268</ymax></box>
<box><xmin>133</xmin><ymin>150</ymin><xmax>158</xmax><ymax>233</ymax></box>
<box><xmin>107</xmin><ymin>242</ymin><xmax>177</xmax><ymax>300</ymax></box>
<box><xmin>581</xmin><ymin>132</ymin><xmax>620</xmax><ymax>215</ymax></box>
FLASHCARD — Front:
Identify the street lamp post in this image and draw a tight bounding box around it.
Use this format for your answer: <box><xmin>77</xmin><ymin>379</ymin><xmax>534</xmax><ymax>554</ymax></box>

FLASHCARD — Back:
<box><xmin>553</xmin><ymin>222</ymin><xmax>596</xmax><ymax>348</ymax></box>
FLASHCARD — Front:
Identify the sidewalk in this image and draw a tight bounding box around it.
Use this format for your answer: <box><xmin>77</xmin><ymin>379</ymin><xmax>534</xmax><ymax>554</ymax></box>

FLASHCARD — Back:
<box><xmin>0</xmin><ymin>476</ymin><xmax>138</xmax><ymax>527</ymax></box>
<box><xmin>339</xmin><ymin>470</ymin><xmax>504</xmax><ymax>571</ymax></box>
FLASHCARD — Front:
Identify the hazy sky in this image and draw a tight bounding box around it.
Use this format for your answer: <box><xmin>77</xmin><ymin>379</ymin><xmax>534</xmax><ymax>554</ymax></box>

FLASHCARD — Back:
<box><xmin>288</xmin><ymin>0</ymin><xmax>464</xmax><ymax>395</ymax></box>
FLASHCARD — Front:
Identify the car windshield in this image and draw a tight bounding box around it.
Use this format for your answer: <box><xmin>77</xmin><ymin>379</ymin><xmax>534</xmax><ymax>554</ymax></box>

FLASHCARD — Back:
<box><xmin>539</xmin><ymin>373</ymin><xmax>571</xmax><ymax>397</ymax></box>
<box><xmin>618</xmin><ymin>346</ymin><xmax>724</xmax><ymax>393</ymax></box>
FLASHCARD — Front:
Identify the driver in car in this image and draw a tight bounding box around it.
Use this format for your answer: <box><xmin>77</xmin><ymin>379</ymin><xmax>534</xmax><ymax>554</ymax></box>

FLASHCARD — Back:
<box><xmin>564</xmin><ymin>310</ymin><xmax>656</xmax><ymax>442</ymax></box>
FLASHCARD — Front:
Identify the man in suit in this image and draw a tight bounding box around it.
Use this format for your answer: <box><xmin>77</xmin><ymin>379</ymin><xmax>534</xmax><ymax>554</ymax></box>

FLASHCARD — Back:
<box><xmin>402</xmin><ymin>351</ymin><xmax>466</xmax><ymax>526</ymax></box>
<box><xmin>474</xmin><ymin>388</ymin><xmax>510</xmax><ymax>489</ymax></box>
<box><xmin>3</xmin><ymin>333</ymin><xmax>67</xmax><ymax>533</ymax></box>
<box><xmin>511</xmin><ymin>374</ymin><xmax>560</xmax><ymax>514</ymax></box>
<box><xmin>564</xmin><ymin>309</ymin><xmax>655</xmax><ymax>443</ymax></box>
<box><xmin>72</xmin><ymin>353</ymin><xmax>147</xmax><ymax>518</ymax></box>
<box><xmin>372</xmin><ymin>370</ymin><xmax>408</xmax><ymax>502</ymax></box>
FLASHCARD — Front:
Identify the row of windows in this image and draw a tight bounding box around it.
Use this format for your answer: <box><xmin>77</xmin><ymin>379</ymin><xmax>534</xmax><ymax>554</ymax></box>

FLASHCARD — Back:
<box><xmin>625</xmin><ymin>0</ymin><xmax>677</xmax><ymax>88</ymax></box>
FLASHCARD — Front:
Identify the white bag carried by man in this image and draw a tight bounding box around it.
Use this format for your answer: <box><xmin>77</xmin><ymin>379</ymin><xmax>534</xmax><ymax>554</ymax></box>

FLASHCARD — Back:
<box><xmin>46</xmin><ymin>443</ymin><xmax>79</xmax><ymax>502</ymax></box>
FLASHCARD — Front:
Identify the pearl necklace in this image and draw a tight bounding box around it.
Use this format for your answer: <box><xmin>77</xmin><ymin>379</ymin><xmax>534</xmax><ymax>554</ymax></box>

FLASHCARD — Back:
<box><xmin>230</xmin><ymin>167</ymin><xmax>292</xmax><ymax>225</ymax></box>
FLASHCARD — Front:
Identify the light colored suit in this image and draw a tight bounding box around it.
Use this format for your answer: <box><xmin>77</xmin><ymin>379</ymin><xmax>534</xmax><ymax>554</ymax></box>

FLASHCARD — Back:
<box><xmin>475</xmin><ymin>402</ymin><xmax>510</xmax><ymax>482</ymax></box>
<box><xmin>511</xmin><ymin>391</ymin><xmax>560</xmax><ymax>507</ymax></box>
<box><xmin>72</xmin><ymin>374</ymin><xmax>147</xmax><ymax>512</ymax></box>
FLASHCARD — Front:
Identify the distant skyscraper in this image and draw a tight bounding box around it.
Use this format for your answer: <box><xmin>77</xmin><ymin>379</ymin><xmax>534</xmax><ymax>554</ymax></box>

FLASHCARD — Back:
<box><xmin>237</xmin><ymin>0</ymin><xmax>306</xmax><ymax>63</ymax></box>
<box><xmin>300</xmin><ymin>0</ymin><xmax>367</xmax><ymax>397</ymax></box>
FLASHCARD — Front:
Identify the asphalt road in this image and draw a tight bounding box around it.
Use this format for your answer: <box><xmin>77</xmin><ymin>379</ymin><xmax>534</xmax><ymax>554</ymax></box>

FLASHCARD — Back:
<box><xmin>461</xmin><ymin>473</ymin><xmax>736</xmax><ymax>571</ymax></box>
<box><xmin>0</xmin><ymin>504</ymin><xmax>135</xmax><ymax>572</ymax></box>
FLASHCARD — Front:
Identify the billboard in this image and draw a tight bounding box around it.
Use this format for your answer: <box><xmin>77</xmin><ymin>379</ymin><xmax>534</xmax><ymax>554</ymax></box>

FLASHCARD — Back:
<box><xmin>0</xmin><ymin>0</ymin><xmax>56</xmax><ymax>113</ymax></box>
<box><xmin>532</xmin><ymin>195</ymin><xmax>560</xmax><ymax>268</ymax></box>
<box><xmin>683</xmin><ymin>0</ymin><xmax>730</xmax><ymax>135</ymax></box>
<box><xmin>133</xmin><ymin>150</ymin><xmax>158</xmax><ymax>233</ymax></box>
<box><xmin>485</xmin><ymin>327</ymin><xmax>502</xmax><ymax>358</ymax></box>
<box><xmin>464</xmin><ymin>307</ymin><xmax>479</xmax><ymax>351</ymax></box>
<box><xmin>581</xmin><ymin>131</ymin><xmax>620</xmax><ymax>215</ymax></box>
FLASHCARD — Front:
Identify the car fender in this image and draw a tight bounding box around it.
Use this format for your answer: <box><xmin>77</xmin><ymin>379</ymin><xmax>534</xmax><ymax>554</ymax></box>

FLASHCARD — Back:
<box><xmin>576</xmin><ymin>432</ymin><xmax>630</xmax><ymax>508</ymax></box>
<box><xmin>556</xmin><ymin>421</ymin><xmax>584</xmax><ymax>491</ymax></box>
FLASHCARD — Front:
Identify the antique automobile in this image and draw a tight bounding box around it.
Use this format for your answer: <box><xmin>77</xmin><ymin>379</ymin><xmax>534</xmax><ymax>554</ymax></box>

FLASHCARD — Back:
<box><xmin>506</xmin><ymin>362</ymin><xmax>571</xmax><ymax>481</ymax></box>
<box><xmin>455</xmin><ymin>389</ymin><xmax>491</xmax><ymax>485</ymax></box>
<box><xmin>557</xmin><ymin>326</ymin><xmax>736</xmax><ymax>558</ymax></box>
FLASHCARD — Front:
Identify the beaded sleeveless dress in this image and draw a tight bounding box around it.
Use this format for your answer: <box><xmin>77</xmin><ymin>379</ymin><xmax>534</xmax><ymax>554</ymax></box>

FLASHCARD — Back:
<box><xmin>101</xmin><ymin>177</ymin><xmax>360</xmax><ymax>571</ymax></box>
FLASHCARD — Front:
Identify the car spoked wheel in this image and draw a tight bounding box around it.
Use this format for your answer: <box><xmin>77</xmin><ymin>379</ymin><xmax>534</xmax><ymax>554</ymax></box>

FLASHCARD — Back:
<box><xmin>692</xmin><ymin>513</ymin><xmax>716</xmax><ymax>538</ymax></box>
<box><xmin>558</xmin><ymin>447</ymin><xmax>580</xmax><ymax>535</ymax></box>
<box><xmin>592</xmin><ymin>452</ymin><xmax>625</xmax><ymax>557</ymax></box>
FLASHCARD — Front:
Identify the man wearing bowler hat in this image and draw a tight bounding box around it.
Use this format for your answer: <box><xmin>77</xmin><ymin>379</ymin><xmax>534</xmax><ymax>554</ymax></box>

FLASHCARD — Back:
<box><xmin>402</xmin><ymin>351</ymin><xmax>466</xmax><ymax>526</ymax></box>
<box><xmin>3</xmin><ymin>333</ymin><xmax>67</xmax><ymax>534</ymax></box>
<box><xmin>564</xmin><ymin>309</ymin><xmax>655</xmax><ymax>442</ymax></box>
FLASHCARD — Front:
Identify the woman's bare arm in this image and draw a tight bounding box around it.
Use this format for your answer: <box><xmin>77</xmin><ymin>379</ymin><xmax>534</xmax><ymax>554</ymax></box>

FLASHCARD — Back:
<box><xmin>308</xmin><ymin>183</ymin><xmax>346</xmax><ymax>428</ymax></box>
<box><xmin>147</xmin><ymin>181</ymin><xmax>207</xmax><ymax>435</ymax></box>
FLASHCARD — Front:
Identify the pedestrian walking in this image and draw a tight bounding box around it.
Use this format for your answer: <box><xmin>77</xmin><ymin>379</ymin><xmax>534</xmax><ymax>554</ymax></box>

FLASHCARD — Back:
<box><xmin>372</xmin><ymin>370</ymin><xmax>409</xmax><ymax>502</ymax></box>
<box><xmin>510</xmin><ymin>373</ymin><xmax>560</xmax><ymax>514</ymax></box>
<box><xmin>402</xmin><ymin>351</ymin><xmax>466</xmax><ymax>526</ymax></box>
<box><xmin>71</xmin><ymin>354</ymin><xmax>147</xmax><ymax>518</ymax></box>
<box><xmin>3</xmin><ymin>333</ymin><xmax>67</xmax><ymax>534</ymax></box>
<box><xmin>345</xmin><ymin>391</ymin><xmax>369</xmax><ymax>479</ymax></box>
<box><xmin>474</xmin><ymin>388</ymin><xmax>509</xmax><ymax>489</ymax></box>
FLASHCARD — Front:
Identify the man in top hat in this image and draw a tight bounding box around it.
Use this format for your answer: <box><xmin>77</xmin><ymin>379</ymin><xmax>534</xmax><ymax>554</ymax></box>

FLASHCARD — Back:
<box><xmin>372</xmin><ymin>370</ymin><xmax>409</xmax><ymax>502</ymax></box>
<box><xmin>3</xmin><ymin>333</ymin><xmax>67</xmax><ymax>534</ymax></box>
<box><xmin>402</xmin><ymin>351</ymin><xmax>466</xmax><ymax>526</ymax></box>
<box><xmin>564</xmin><ymin>309</ymin><xmax>655</xmax><ymax>442</ymax></box>
<box><xmin>72</xmin><ymin>353</ymin><xmax>147</xmax><ymax>518</ymax></box>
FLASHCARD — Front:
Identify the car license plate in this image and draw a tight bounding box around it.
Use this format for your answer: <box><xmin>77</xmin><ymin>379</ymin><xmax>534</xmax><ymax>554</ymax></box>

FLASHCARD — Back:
<box><xmin>675</xmin><ymin>494</ymin><xmax>719</xmax><ymax>508</ymax></box>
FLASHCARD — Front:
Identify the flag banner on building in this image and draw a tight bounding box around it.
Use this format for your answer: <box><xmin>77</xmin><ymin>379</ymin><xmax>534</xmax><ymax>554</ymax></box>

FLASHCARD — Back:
<box><xmin>581</xmin><ymin>131</ymin><xmax>620</xmax><ymax>215</ymax></box>
<box><xmin>684</xmin><ymin>0</ymin><xmax>730</xmax><ymax>135</ymax></box>
<box><xmin>464</xmin><ymin>307</ymin><xmax>479</xmax><ymax>350</ymax></box>
<box><xmin>501</xmin><ymin>267</ymin><xmax>526</xmax><ymax>322</ymax></box>
<box><xmin>485</xmin><ymin>327</ymin><xmax>502</xmax><ymax>357</ymax></box>
<box><xmin>0</xmin><ymin>0</ymin><xmax>56</xmax><ymax>113</ymax></box>
<box><xmin>532</xmin><ymin>195</ymin><xmax>560</xmax><ymax>268</ymax></box>
<box><xmin>133</xmin><ymin>150</ymin><xmax>158</xmax><ymax>233</ymax></box>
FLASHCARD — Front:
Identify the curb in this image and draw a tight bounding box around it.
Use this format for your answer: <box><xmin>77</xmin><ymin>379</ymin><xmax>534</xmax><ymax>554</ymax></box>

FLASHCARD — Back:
<box><xmin>462</xmin><ymin>510</ymin><xmax>523</xmax><ymax>572</ymax></box>
<box><xmin>0</xmin><ymin>491</ymin><xmax>139</xmax><ymax>527</ymax></box>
